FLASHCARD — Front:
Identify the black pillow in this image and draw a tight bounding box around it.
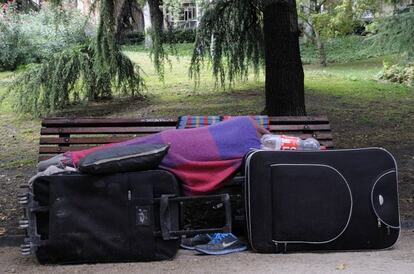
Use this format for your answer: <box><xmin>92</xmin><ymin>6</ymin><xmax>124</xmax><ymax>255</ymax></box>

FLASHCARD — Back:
<box><xmin>78</xmin><ymin>144</ymin><xmax>169</xmax><ymax>175</ymax></box>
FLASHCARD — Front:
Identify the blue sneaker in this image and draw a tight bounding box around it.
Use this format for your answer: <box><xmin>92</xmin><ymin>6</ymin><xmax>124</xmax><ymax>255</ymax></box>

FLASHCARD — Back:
<box><xmin>180</xmin><ymin>234</ymin><xmax>212</xmax><ymax>250</ymax></box>
<box><xmin>194</xmin><ymin>233</ymin><xmax>247</xmax><ymax>255</ymax></box>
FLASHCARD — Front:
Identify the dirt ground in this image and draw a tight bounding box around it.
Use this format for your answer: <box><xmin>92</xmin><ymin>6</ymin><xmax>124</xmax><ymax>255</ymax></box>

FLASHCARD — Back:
<box><xmin>0</xmin><ymin>88</ymin><xmax>413</xmax><ymax>239</ymax></box>
<box><xmin>0</xmin><ymin>230</ymin><xmax>413</xmax><ymax>274</ymax></box>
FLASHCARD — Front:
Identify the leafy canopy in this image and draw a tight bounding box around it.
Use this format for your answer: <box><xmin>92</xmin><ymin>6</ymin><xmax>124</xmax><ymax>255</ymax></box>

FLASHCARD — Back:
<box><xmin>297</xmin><ymin>0</ymin><xmax>379</xmax><ymax>38</ymax></box>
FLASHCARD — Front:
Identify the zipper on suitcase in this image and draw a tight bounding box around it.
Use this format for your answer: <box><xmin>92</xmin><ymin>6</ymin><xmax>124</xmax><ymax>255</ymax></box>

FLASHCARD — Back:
<box><xmin>127</xmin><ymin>189</ymin><xmax>132</xmax><ymax>254</ymax></box>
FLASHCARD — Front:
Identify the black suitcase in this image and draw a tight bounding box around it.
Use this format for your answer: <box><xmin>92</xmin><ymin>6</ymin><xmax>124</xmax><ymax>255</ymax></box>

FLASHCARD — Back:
<box><xmin>245</xmin><ymin>148</ymin><xmax>400</xmax><ymax>253</ymax></box>
<box><xmin>18</xmin><ymin>170</ymin><xmax>231</xmax><ymax>264</ymax></box>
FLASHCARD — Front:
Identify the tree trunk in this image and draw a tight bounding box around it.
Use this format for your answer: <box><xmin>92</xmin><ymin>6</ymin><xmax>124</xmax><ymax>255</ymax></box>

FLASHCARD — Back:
<box><xmin>263</xmin><ymin>0</ymin><xmax>306</xmax><ymax>116</ymax></box>
<box><xmin>114</xmin><ymin>0</ymin><xmax>127</xmax><ymax>42</ymax></box>
<box><xmin>143</xmin><ymin>2</ymin><xmax>153</xmax><ymax>48</ymax></box>
<box><xmin>146</xmin><ymin>0</ymin><xmax>164</xmax><ymax>50</ymax></box>
<box><xmin>314</xmin><ymin>29</ymin><xmax>327</xmax><ymax>67</ymax></box>
<box><xmin>147</xmin><ymin>0</ymin><xmax>164</xmax><ymax>35</ymax></box>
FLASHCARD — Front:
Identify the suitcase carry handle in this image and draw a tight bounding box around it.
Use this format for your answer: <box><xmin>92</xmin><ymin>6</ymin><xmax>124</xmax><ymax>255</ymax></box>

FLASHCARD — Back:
<box><xmin>158</xmin><ymin>194</ymin><xmax>232</xmax><ymax>240</ymax></box>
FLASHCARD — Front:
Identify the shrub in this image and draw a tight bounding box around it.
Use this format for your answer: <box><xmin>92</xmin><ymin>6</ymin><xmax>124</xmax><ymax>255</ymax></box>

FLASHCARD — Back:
<box><xmin>122</xmin><ymin>31</ymin><xmax>145</xmax><ymax>44</ymax></box>
<box><xmin>0</xmin><ymin>7</ymin><xmax>91</xmax><ymax>71</ymax></box>
<box><xmin>164</xmin><ymin>28</ymin><xmax>196</xmax><ymax>44</ymax></box>
<box><xmin>0</xmin><ymin>17</ymin><xmax>33</xmax><ymax>70</ymax></box>
<box><xmin>144</xmin><ymin>28</ymin><xmax>197</xmax><ymax>44</ymax></box>
<box><xmin>379</xmin><ymin>62</ymin><xmax>414</xmax><ymax>86</ymax></box>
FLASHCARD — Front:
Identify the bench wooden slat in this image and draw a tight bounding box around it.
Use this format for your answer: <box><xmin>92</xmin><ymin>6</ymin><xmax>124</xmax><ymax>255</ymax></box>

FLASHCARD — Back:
<box><xmin>40</xmin><ymin>137</ymin><xmax>134</xmax><ymax>145</ymax></box>
<box><xmin>319</xmin><ymin>140</ymin><xmax>334</xmax><ymax>148</ymax></box>
<box><xmin>269</xmin><ymin>124</ymin><xmax>331</xmax><ymax>131</ymax></box>
<box><xmin>41</xmin><ymin>126</ymin><xmax>175</xmax><ymax>135</ymax></box>
<box><xmin>42</xmin><ymin>118</ymin><xmax>177</xmax><ymax>127</ymax></box>
<box><xmin>269</xmin><ymin>116</ymin><xmax>329</xmax><ymax>124</ymax></box>
<box><xmin>39</xmin><ymin>146</ymin><xmax>96</xmax><ymax>154</ymax></box>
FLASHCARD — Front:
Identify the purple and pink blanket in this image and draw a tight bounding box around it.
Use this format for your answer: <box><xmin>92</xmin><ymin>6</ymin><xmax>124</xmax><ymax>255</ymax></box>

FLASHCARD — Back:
<box><xmin>65</xmin><ymin>117</ymin><xmax>265</xmax><ymax>195</ymax></box>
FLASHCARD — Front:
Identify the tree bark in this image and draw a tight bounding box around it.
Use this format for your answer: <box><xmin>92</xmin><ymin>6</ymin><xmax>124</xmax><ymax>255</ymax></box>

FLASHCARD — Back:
<box><xmin>114</xmin><ymin>0</ymin><xmax>144</xmax><ymax>43</ymax></box>
<box><xmin>263</xmin><ymin>0</ymin><xmax>306</xmax><ymax>116</ymax></box>
<box><xmin>147</xmin><ymin>0</ymin><xmax>164</xmax><ymax>35</ymax></box>
<box><xmin>314</xmin><ymin>29</ymin><xmax>327</xmax><ymax>67</ymax></box>
<box><xmin>145</xmin><ymin>0</ymin><xmax>164</xmax><ymax>50</ymax></box>
<box><xmin>114</xmin><ymin>0</ymin><xmax>127</xmax><ymax>42</ymax></box>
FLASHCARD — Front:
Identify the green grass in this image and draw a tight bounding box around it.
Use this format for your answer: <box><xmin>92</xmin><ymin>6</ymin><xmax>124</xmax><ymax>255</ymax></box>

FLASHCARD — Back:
<box><xmin>123</xmin><ymin>50</ymin><xmax>264</xmax><ymax>95</ymax></box>
<box><xmin>303</xmin><ymin>58</ymin><xmax>413</xmax><ymax>131</ymax></box>
<box><xmin>122</xmin><ymin>42</ymin><xmax>195</xmax><ymax>57</ymax></box>
<box><xmin>304</xmin><ymin>57</ymin><xmax>411</xmax><ymax>100</ymax></box>
<box><xmin>300</xmin><ymin>35</ymin><xmax>397</xmax><ymax>64</ymax></box>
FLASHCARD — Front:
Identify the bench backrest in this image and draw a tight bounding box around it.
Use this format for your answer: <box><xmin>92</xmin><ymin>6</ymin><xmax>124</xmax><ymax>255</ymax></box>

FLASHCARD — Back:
<box><xmin>39</xmin><ymin>116</ymin><xmax>333</xmax><ymax>162</ymax></box>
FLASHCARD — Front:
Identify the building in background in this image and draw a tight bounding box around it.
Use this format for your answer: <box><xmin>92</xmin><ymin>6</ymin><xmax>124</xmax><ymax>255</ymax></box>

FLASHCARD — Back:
<box><xmin>143</xmin><ymin>0</ymin><xmax>201</xmax><ymax>31</ymax></box>
<box><xmin>165</xmin><ymin>0</ymin><xmax>200</xmax><ymax>29</ymax></box>
<box><xmin>73</xmin><ymin>0</ymin><xmax>201</xmax><ymax>31</ymax></box>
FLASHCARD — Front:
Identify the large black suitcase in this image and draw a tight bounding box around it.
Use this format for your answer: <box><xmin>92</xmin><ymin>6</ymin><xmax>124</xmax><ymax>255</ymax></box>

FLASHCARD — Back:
<box><xmin>245</xmin><ymin>148</ymin><xmax>400</xmax><ymax>253</ymax></box>
<box><xmin>18</xmin><ymin>170</ymin><xmax>231</xmax><ymax>264</ymax></box>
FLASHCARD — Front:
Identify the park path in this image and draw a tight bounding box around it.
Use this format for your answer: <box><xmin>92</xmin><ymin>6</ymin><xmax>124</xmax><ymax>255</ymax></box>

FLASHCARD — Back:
<box><xmin>0</xmin><ymin>230</ymin><xmax>413</xmax><ymax>274</ymax></box>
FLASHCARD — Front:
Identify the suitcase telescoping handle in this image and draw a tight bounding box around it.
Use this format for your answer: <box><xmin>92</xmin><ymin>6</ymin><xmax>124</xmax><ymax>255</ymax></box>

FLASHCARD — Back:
<box><xmin>159</xmin><ymin>194</ymin><xmax>232</xmax><ymax>240</ymax></box>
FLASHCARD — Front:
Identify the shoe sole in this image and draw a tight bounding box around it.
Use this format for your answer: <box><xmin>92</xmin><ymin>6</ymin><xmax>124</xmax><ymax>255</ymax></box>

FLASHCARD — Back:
<box><xmin>180</xmin><ymin>244</ymin><xmax>196</xmax><ymax>250</ymax></box>
<box><xmin>194</xmin><ymin>246</ymin><xmax>247</xmax><ymax>255</ymax></box>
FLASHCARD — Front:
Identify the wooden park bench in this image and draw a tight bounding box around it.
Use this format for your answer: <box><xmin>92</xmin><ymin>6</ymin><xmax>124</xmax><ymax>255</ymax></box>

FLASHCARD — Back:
<box><xmin>37</xmin><ymin>116</ymin><xmax>334</xmax><ymax>233</ymax></box>
<box><xmin>38</xmin><ymin>116</ymin><xmax>333</xmax><ymax>161</ymax></box>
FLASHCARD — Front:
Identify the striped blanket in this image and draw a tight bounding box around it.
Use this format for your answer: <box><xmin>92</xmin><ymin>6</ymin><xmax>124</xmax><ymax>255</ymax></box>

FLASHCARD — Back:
<box><xmin>65</xmin><ymin>116</ymin><xmax>267</xmax><ymax>195</ymax></box>
<box><xmin>177</xmin><ymin>115</ymin><xmax>270</xmax><ymax>130</ymax></box>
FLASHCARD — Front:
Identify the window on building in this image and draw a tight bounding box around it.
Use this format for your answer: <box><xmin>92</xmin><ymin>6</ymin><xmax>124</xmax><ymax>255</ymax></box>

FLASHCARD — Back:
<box><xmin>179</xmin><ymin>3</ymin><xmax>196</xmax><ymax>21</ymax></box>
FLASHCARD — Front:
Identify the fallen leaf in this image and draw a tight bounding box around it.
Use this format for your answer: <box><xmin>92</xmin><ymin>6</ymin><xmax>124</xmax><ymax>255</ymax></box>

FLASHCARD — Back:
<box><xmin>336</xmin><ymin>263</ymin><xmax>346</xmax><ymax>270</ymax></box>
<box><xmin>0</xmin><ymin>227</ymin><xmax>6</xmax><ymax>236</ymax></box>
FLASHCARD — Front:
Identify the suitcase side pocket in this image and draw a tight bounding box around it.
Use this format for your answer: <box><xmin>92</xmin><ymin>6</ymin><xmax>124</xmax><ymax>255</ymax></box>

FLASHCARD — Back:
<box><xmin>270</xmin><ymin>164</ymin><xmax>353</xmax><ymax>245</ymax></box>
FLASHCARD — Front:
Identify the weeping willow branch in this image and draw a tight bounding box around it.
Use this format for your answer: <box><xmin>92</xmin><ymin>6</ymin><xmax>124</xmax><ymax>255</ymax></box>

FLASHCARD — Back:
<box><xmin>190</xmin><ymin>0</ymin><xmax>265</xmax><ymax>86</ymax></box>
<box><xmin>5</xmin><ymin>0</ymin><xmax>145</xmax><ymax>116</ymax></box>
<box><xmin>369</xmin><ymin>12</ymin><xmax>414</xmax><ymax>60</ymax></box>
<box><xmin>8</xmin><ymin>41</ymin><xmax>145</xmax><ymax>116</ymax></box>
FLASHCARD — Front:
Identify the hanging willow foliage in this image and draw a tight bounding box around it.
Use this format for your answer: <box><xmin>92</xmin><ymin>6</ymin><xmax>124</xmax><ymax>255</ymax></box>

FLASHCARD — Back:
<box><xmin>370</xmin><ymin>11</ymin><xmax>414</xmax><ymax>60</ymax></box>
<box><xmin>5</xmin><ymin>0</ymin><xmax>145</xmax><ymax>116</ymax></box>
<box><xmin>190</xmin><ymin>0</ymin><xmax>265</xmax><ymax>86</ymax></box>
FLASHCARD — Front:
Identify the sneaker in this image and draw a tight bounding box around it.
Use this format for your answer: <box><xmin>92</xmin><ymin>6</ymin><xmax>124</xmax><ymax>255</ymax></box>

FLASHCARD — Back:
<box><xmin>194</xmin><ymin>233</ymin><xmax>247</xmax><ymax>255</ymax></box>
<box><xmin>180</xmin><ymin>234</ymin><xmax>212</xmax><ymax>250</ymax></box>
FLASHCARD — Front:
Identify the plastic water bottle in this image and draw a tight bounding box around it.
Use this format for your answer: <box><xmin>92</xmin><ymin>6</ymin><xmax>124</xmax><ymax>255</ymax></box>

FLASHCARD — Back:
<box><xmin>260</xmin><ymin>134</ymin><xmax>320</xmax><ymax>151</ymax></box>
